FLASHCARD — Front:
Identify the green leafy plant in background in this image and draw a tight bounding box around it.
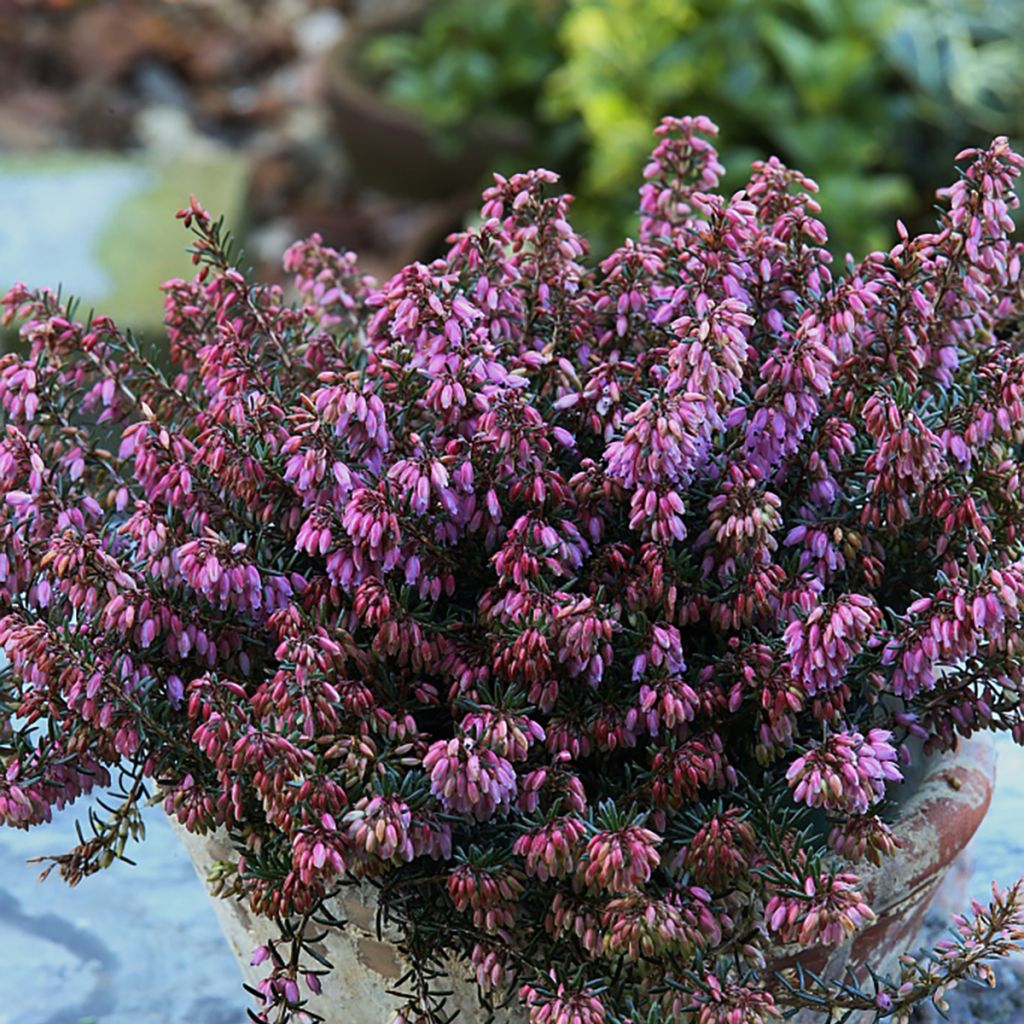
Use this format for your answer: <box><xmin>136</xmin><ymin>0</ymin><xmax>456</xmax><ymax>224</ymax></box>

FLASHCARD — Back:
<box><xmin>546</xmin><ymin>0</ymin><xmax>1024</xmax><ymax>255</ymax></box>
<box><xmin>546</xmin><ymin>0</ymin><xmax>920</xmax><ymax>254</ymax></box>
<box><xmin>365</xmin><ymin>0</ymin><xmax>1024</xmax><ymax>257</ymax></box>
<box><xmin>359</xmin><ymin>0</ymin><xmax>572</xmax><ymax>158</ymax></box>
<box><xmin>886</xmin><ymin>0</ymin><xmax>1024</xmax><ymax>133</ymax></box>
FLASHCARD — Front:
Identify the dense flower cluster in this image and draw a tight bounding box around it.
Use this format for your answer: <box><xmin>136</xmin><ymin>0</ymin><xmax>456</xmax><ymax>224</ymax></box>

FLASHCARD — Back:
<box><xmin>786</xmin><ymin>728</ymin><xmax>903</xmax><ymax>815</ymax></box>
<box><xmin>2</xmin><ymin>118</ymin><xmax>1024</xmax><ymax>1023</ymax></box>
<box><xmin>765</xmin><ymin>868</ymin><xmax>877</xmax><ymax>946</ymax></box>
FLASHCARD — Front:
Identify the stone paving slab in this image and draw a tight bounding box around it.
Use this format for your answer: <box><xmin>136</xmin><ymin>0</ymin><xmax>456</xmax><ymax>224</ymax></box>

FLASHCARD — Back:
<box><xmin>913</xmin><ymin>733</ymin><xmax>1024</xmax><ymax>1024</ymax></box>
<box><xmin>0</xmin><ymin>800</ymin><xmax>243</xmax><ymax>1024</ymax></box>
<box><xmin>968</xmin><ymin>732</ymin><xmax>1024</xmax><ymax>903</ymax></box>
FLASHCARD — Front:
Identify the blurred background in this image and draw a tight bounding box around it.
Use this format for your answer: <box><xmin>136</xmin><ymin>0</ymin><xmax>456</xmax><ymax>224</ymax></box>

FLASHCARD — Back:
<box><xmin>1</xmin><ymin>0</ymin><xmax>1023</xmax><ymax>1021</ymax></box>
<box><xmin>5</xmin><ymin>0</ymin><xmax>1024</xmax><ymax>332</ymax></box>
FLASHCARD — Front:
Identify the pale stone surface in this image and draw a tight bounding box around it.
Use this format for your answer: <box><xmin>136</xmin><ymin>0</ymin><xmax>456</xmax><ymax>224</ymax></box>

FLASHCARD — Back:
<box><xmin>0</xmin><ymin>800</ymin><xmax>243</xmax><ymax>1024</ymax></box>
<box><xmin>913</xmin><ymin>734</ymin><xmax>1024</xmax><ymax>1024</ymax></box>
<box><xmin>0</xmin><ymin>152</ymin><xmax>249</xmax><ymax>331</ymax></box>
<box><xmin>0</xmin><ymin>163</ymin><xmax>153</xmax><ymax>299</ymax></box>
<box><xmin>968</xmin><ymin>732</ymin><xmax>1024</xmax><ymax>902</ymax></box>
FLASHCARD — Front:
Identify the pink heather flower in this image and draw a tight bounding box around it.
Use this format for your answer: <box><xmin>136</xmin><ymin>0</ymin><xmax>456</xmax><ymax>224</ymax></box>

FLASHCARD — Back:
<box><xmin>492</xmin><ymin>627</ymin><xmax>553</xmax><ymax>693</ymax></box>
<box><xmin>162</xmin><ymin>773</ymin><xmax>218</xmax><ymax>834</ymax></box>
<box><xmin>408</xmin><ymin>810</ymin><xmax>453</xmax><ymax>862</ymax></box>
<box><xmin>544</xmin><ymin>890</ymin><xmax>603</xmax><ymax>956</ymax></box>
<box><xmin>601</xmin><ymin>895</ymin><xmax>692</xmax><ymax>960</ymax></box>
<box><xmin>743</xmin><ymin>320</ymin><xmax>837</xmax><ymax>475</ymax></box>
<box><xmin>291</xmin><ymin>813</ymin><xmax>348</xmax><ymax>885</ymax></box>
<box><xmin>631</xmin><ymin>622</ymin><xmax>686</xmax><ymax>681</ymax></box>
<box><xmin>786</xmin><ymin>728</ymin><xmax>903</xmax><ymax>815</ymax></box>
<box><xmin>765</xmin><ymin>869</ymin><xmax>876</xmax><ymax>946</ymax></box>
<box><xmin>601</xmin><ymin>888</ymin><xmax>724</xmax><ymax>960</ymax></box>
<box><xmin>345</xmin><ymin>795</ymin><xmax>415</xmax><ymax>865</ymax></box>
<box><xmin>651</xmin><ymin>733</ymin><xmax>734</xmax><ymax>811</ymax></box>
<box><xmin>550</xmin><ymin>595</ymin><xmax>615</xmax><ymax>687</ymax></box>
<box><xmin>700</xmin><ymin>464</ymin><xmax>783</xmax><ymax>571</ymax></box>
<box><xmin>253</xmin><ymin>968</ymin><xmax>307</xmax><ymax>1021</ymax></box>
<box><xmin>515</xmin><ymin>760</ymin><xmax>587</xmax><ymax>815</ymax></box>
<box><xmin>581</xmin><ymin>823</ymin><xmax>661</xmax><ymax>894</ymax></box>
<box><xmin>604</xmin><ymin>392</ymin><xmax>706</xmax><ymax>492</ymax></box>
<box><xmin>471</xmin><ymin>938</ymin><xmax>514</xmax><ymax>992</ymax></box>
<box><xmin>638</xmin><ymin>114</ymin><xmax>724</xmax><ymax>241</ymax></box>
<box><xmin>785</xmin><ymin>593</ymin><xmax>881</xmax><ymax>696</ymax></box>
<box><xmin>667</xmin><ymin>299</ymin><xmax>753</xmax><ymax>412</ymax></box>
<box><xmin>282</xmin><ymin>233</ymin><xmax>373</xmax><ymax>330</ymax></box>
<box><xmin>689</xmin><ymin>974</ymin><xmax>782</xmax><ymax>1024</ymax></box>
<box><xmin>176</xmin><ymin>537</ymin><xmax>293</xmax><ymax>616</ymax></box>
<box><xmin>295</xmin><ymin>506</ymin><xmax>335</xmax><ymax>557</ymax></box>
<box><xmin>460</xmin><ymin>708</ymin><xmax>545</xmax><ymax>762</ymax></box>
<box><xmin>493</xmin><ymin>515</ymin><xmax>590</xmax><ymax>588</ymax></box>
<box><xmin>862</xmin><ymin>402</ymin><xmax>945</xmax><ymax>529</ymax></box>
<box><xmin>423</xmin><ymin>738</ymin><xmax>517</xmax><ymax>820</ymax></box>
<box><xmin>341</xmin><ymin>486</ymin><xmax>402</xmax><ymax>572</ymax></box>
<box><xmin>676</xmin><ymin>808</ymin><xmax>757</xmax><ymax>890</ymax></box>
<box><xmin>513</xmin><ymin>816</ymin><xmax>587</xmax><ymax>881</ymax></box>
<box><xmin>311</xmin><ymin>379</ymin><xmax>389</xmax><ymax>458</ymax></box>
<box><xmin>882</xmin><ymin>568</ymin><xmax>1024</xmax><ymax>700</ymax></box>
<box><xmin>828</xmin><ymin>814</ymin><xmax>901</xmax><ymax>866</ymax></box>
<box><xmin>783</xmin><ymin>522</ymin><xmax>849</xmax><ymax>582</ymax></box>
<box><xmin>628</xmin><ymin>676</ymin><xmax>699</xmax><ymax>737</ymax></box>
<box><xmin>388</xmin><ymin>457</ymin><xmax>459</xmax><ymax>516</ymax></box>
<box><xmin>281</xmin><ymin>436</ymin><xmax>331</xmax><ymax>498</ymax></box>
<box><xmin>447</xmin><ymin>863</ymin><xmax>524</xmax><ymax>931</ymax></box>
<box><xmin>521</xmin><ymin>981</ymin><xmax>606</xmax><ymax>1024</ymax></box>
<box><xmin>0</xmin><ymin>754</ymin><xmax>109</xmax><ymax>828</ymax></box>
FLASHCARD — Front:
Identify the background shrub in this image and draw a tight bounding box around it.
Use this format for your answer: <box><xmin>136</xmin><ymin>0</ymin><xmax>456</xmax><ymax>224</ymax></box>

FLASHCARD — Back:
<box><xmin>369</xmin><ymin>0</ymin><xmax>1024</xmax><ymax>255</ymax></box>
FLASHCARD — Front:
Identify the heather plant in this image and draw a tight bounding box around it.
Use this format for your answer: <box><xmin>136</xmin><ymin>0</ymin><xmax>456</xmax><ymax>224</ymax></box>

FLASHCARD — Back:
<box><xmin>3</xmin><ymin>117</ymin><xmax>1024</xmax><ymax>1024</ymax></box>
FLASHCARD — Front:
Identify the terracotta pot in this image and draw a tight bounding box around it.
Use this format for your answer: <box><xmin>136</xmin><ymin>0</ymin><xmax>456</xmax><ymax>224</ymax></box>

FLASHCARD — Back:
<box><xmin>173</xmin><ymin>734</ymin><xmax>996</xmax><ymax>1022</ymax></box>
<box><xmin>768</xmin><ymin>733</ymin><xmax>996</xmax><ymax>1022</ymax></box>
<box><xmin>172</xmin><ymin>820</ymin><xmax>507</xmax><ymax>1023</ymax></box>
<box><xmin>323</xmin><ymin>5</ymin><xmax>528</xmax><ymax>200</ymax></box>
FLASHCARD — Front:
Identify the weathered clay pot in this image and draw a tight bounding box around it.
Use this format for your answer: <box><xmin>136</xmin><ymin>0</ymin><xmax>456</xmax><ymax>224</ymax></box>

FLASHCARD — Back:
<box><xmin>174</xmin><ymin>734</ymin><xmax>995</xmax><ymax>1022</ymax></box>
<box><xmin>768</xmin><ymin>733</ymin><xmax>996</xmax><ymax>1022</ymax></box>
<box><xmin>173</xmin><ymin>819</ymin><xmax>504</xmax><ymax>1023</ymax></box>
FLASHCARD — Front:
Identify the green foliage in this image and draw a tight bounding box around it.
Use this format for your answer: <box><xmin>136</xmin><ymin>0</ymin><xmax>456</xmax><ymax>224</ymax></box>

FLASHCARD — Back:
<box><xmin>365</xmin><ymin>0</ymin><xmax>1024</xmax><ymax>257</ymax></box>
<box><xmin>360</xmin><ymin>0</ymin><xmax>571</xmax><ymax>157</ymax></box>
<box><xmin>546</xmin><ymin>0</ymin><xmax>1024</xmax><ymax>254</ymax></box>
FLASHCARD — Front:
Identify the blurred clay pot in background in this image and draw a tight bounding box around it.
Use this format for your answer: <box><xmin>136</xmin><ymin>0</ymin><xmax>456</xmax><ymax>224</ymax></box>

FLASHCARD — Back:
<box><xmin>323</xmin><ymin>4</ymin><xmax>527</xmax><ymax>201</ymax></box>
